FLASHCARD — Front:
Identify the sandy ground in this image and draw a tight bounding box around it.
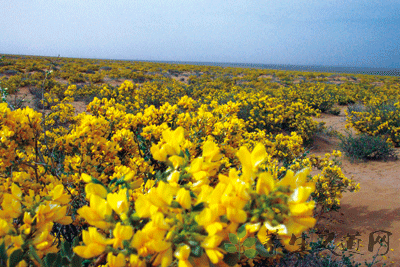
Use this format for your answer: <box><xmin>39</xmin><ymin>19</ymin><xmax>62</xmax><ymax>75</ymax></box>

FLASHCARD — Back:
<box><xmin>311</xmin><ymin>107</ymin><xmax>400</xmax><ymax>266</ymax></box>
<box><xmin>5</xmin><ymin>86</ymin><xmax>88</xmax><ymax>115</ymax></box>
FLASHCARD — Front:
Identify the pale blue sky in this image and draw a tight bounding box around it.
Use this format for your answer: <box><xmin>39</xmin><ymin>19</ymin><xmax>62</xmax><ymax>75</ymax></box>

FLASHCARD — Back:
<box><xmin>1</xmin><ymin>0</ymin><xmax>400</xmax><ymax>68</ymax></box>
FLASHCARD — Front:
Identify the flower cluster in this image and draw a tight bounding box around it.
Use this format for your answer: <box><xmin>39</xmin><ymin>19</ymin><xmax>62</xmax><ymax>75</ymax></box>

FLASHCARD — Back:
<box><xmin>0</xmin><ymin>184</ymin><xmax>72</xmax><ymax>266</ymax></box>
<box><xmin>72</xmin><ymin>127</ymin><xmax>317</xmax><ymax>266</ymax></box>
<box><xmin>346</xmin><ymin>100</ymin><xmax>400</xmax><ymax>146</ymax></box>
<box><xmin>0</xmin><ymin>54</ymin><xmax>376</xmax><ymax>266</ymax></box>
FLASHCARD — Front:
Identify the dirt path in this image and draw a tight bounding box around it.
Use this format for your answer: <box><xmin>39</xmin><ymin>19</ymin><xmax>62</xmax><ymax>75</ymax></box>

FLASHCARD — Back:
<box><xmin>311</xmin><ymin>107</ymin><xmax>400</xmax><ymax>266</ymax></box>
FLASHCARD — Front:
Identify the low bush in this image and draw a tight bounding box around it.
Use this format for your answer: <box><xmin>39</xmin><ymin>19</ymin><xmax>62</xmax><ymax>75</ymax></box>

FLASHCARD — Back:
<box><xmin>339</xmin><ymin>132</ymin><xmax>397</xmax><ymax>161</ymax></box>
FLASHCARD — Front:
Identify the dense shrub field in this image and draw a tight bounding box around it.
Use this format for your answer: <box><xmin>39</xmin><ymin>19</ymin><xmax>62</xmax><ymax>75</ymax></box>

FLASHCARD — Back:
<box><xmin>1</xmin><ymin>54</ymin><xmax>398</xmax><ymax>266</ymax></box>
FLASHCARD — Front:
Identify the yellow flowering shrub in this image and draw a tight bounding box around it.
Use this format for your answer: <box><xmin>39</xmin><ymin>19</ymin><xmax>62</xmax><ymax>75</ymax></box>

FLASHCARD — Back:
<box><xmin>72</xmin><ymin>127</ymin><xmax>317</xmax><ymax>266</ymax></box>
<box><xmin>346</xmin><ymin>100</ymin><xmax>400</xmax><ymax>146</ymax></box>
<box><xmin>277</xmin><ymin>83</ymin><xmax>338</xmax><ymax>113</ymax></box>
<box><xmin>0</xmin><ymin>54</ymin><xmax>371</xmax><ymax>266</ymax></box>
<box><xmin>309</xmin><ymin>151</ymin><xmax>360</xmax><ymax>212</ymax></box>
<box><xmin>0</xmin><ymin>183</ymin><xmax>73</xmax><ymax>266</ymax></box>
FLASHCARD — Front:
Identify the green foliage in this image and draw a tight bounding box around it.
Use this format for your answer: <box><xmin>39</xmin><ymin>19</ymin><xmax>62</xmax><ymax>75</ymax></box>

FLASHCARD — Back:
<box><xmin>347</xmin><ymin>101</ymin><xmax>400</xmax><ymax>146</ymax></box>
<box><xmin>9</xmin><ymin>249</ymin><xmax>23</xmax><ymax>267</ymax></box>
<box><xmin>339</xmin><ymin>132</ymin><xmax>397</xmax><ymax>161</ymax></box>
<box><xmin>224</xmin><ymin>230</ymin><xmax>258</xmax><ymax>266</ymax></box>
<box><xmin>266</xmin><ymin>240</ymin><xmax>362</xmax><ymax>267</ymax></box>
<box><xmin>42</xmin><ymin>239</ymin><xmax>84</xmax><ymax>267</ymax></box>
<box><xmin>88</xmin><ymin>71</ymin><xmax>105</xmax><ymax>84</ymax></box>
<box><xmin>329</xmin><ymin>106</ymin><xmax>341</xmax><ymax>115</ymax></box>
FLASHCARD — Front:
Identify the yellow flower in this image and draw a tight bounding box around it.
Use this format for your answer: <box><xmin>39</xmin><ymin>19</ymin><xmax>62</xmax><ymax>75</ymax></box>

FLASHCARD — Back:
<box><xmin>11</xmin><ymin>183</ymin><xmax>22</xmax><ymax>201</ymax></box>
<box><xmin>278</xmin><ymin>168</ymin><xmax>313</xmax><ymax>190</ymax></box>
<box><xmin>108</xmin><ymin>222</ymin><xmax>133</xmax><ymax>249</ymax></box>
<box><xmin>81</xmin><ymin>173</ymin><xmax>93</xmax><ymax>183</ymax></box>
<box><xmin>35</xmin><ymin>203</ymin><xmax>73</xmax><ymax>228</ymax></box>
<box><xmin>1</xmin><ymin>194</ymin><xmax>22</xmax><ymax>219</ymax></box>
<box><xmin>151</xmin><ymin>127</ymin><xmax>186</xmax><ymax>161</ymax></box>
<box><xmin>256</xmin><ymin>172</ymin><xmax>275</xmax><ymax>195</ymax></box>
<box><xmin>287</xmin><ymin>186</ymin><xmax>316</xmax><ymax>237</ymax></box>
<box><xmin>163</xmin><ymin>126</ymin><xmax>185</xmax><ymax>154</ymax></box>
<box><xmin>176</xmin><ymin>188</ymin><xmax>192</xmax><ymax>210</ymax></box>
<box><xmin>237</xmin><ymin>143</ymin><xmax>267</xmax><ymax>182</ymax></box>
<box><xmin>152</xmin><ymin>245</ymin><xmax>173</xmax><ymax>267</ymax></box>
<box><xmin>130</xmin><ymin>230</ymin><xmax>151</xmax><ymax>257</ymax></box>
<box><xmin>258</xmin><ymin>223</ymin><xmax>289</xmax><ymax>247</ymax></box>
<box><xmin>73</xmin><ymin>227</ymin><xmax>109</xmax><ymax>258</ymax></box>
<box><xmin>107</xmin><ymin>253</ymin><xmax>126</xmax><ymax>267</ymax></box>
<box><xmin>85</xmin><ymin>183</ymin><xmax>108</xmax><ymax>199</ymax></box>
<box><xmin>32</xmin><ymin>223</ymin><xmax>58</xmax><ymax>257</ymax></box>
<box><xmin>150</xmin><ymin>144</ymin><xmax>168</xmax><ymax>162</ymax></box>
<box><xmin>77</xmin><ymin>194</ymin><xmax>113</xmax><ymax>230</ymax></box>
<box><xmin>202</xmin><ymin>140</ymin><xmax>221</xmax><ymax>162</ymax></box>
<box><xmin>201</xmin><ymin>234</ymin><xmax>224</xmax><ymax>264</ymax></box>
<box><xmin>107</xmin><ymin>188</ymin><xmax>129</xmax><ymax>220</ymax></box>
<box><xmin>129</xmin><ymin>254</ymin><xmax>146</xmax><ymax>267</ymax></box>
<box><xmin>226</xmin><ymin>207</ymin><xmax>247</xmax><ymax>223</ymax></box>
<box><xmin>169</xmin><ymin>155</ymin><xmax>185</xmax><ymax>169</ymax></box>
<box><xmin>15</xmin><ymin>260</ymin><xmax>28</xmax><ymax>267</ymax></box>
<box><xmin>49</xmin><ymin>184</ymin><xmax>70</xmax><ymax>205</ymax></box>
<box><xmin>196</xmin><ymin>207</ymin><xmax>219</xmax><ymax>229</ymax></box>
<box><xmin>135</xmin><ymin>195</ymin><xmax>156</xmax><ymax>218</ymax></box>
<box><xmin>0</xmin><ymin>218</ymin><xmax>11</xmax><ymax>237</ymax></box>
<box><xmin>135</xmin><ymin>181</ymin><xmax>174</xmax><ymax>218</ymax></box>
<box><xmin>174</xmin><ymin>245</ymin><xmax>193</xmax><ymax>267</ymax></box>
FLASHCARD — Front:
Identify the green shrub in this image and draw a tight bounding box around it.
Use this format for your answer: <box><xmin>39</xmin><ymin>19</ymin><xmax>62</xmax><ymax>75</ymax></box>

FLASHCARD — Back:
<box><xmin>329</xmin><ymin>107</ymin><xmax>341</xmax><ymax>115</ymax></box>
<box><xmin>339</xmin><ymin>132</ymin><xmax>397</xmax><ymax>161</ymax></box>
<box><xmin>346</xmin><ymin>101</ymin><xmax>400</xmax><ymax>146</ymax></box>
<box><xmin>252</xmin><ymin>237</ymin><xmax>363</xmax><ymax>267</ymax></box>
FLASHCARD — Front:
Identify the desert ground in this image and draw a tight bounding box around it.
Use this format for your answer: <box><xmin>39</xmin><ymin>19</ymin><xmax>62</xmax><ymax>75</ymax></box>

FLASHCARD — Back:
<box><xmin>312</xmin><ymin>106</ymin><xmax>400</xmax><ymax>266</ymax></box>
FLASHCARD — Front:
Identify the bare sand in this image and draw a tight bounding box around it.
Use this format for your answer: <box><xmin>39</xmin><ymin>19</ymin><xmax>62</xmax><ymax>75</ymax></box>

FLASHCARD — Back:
<box><xmin>311</xmin><ymin>107</ymin><xmax>400</xmax><ymax>266</ymax></box>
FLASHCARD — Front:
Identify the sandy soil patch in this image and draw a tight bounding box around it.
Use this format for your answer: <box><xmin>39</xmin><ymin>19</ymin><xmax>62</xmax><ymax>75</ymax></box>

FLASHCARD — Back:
<box><xmin>310</xmin><ymin>108</ymin><xmax>400</xmax><ymax>266</ymax></box>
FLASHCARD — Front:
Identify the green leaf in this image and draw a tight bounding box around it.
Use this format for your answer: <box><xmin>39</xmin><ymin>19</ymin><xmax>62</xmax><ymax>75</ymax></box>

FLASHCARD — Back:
<box><xmin>192</xmin><ymin>202</ymin><xmax>204</xmax><ymax>212</ymax></box>
<box><xmin>71</xmin><ymin>254</ymin><xmax>84</xmax><ymax>267</ymax></box>
<box><xmin>62</xmin><ymin>256</ymin><xmax>70</xmax><ymax>265</ymax></box>
<box><xmin>0</xmin><ymin>242</ymin><xmax>8</xmax><ymax>263</ymax></box>
<box><xmin>170</xmin><ymin>200</ymin><xmax>182</xmax><ymax>208</ymax></box>
<box><xmin>185</xmin><ymin>148</ymin><xmax>191</xmax><ymax>159</ymax></box>
<box><xmin>224</xmin><ymin>243</ymin><xmax>238</xmax><ymax>253</ymax></box>
<box><xmin>228</xmin><ymin>233</ymin><xmax>238</xmax><ymax>245</ymax></box>
<box><xmin>109</xmin><ymin>177</ymin><xmax>118</xmax><ymax>185</ymax></box>
<box><xmin>255</xmin><ymin>240</ymin><xmax>271</xmax><ymax>257</ymax></box>
<box><xmin>54</xmin><ymin>253</ymin><xmax>62</xmax><ymax>267</ymax></box>
<box><xmin>44</xmin><ymin>253</ymin><xmax>58</xmax><ymax>267</ymax></box>
<box><xmin>191</xmin><ymin>245</ymin><xmax>203</xmax><ymax>257</ymax></box>
<box><xmin>115</xmin><ymin>178</ymin><xmax>126</xmax><ymax>187</ymax></box>
<box><xmin>188</xmin><ymin>240</ymin><xmax>198</xmax><ymax>247</ymax></box>
<box><xmin>223</xmin><ymin>252</ymin><xmax>239</xmax><ymax>266</ymax></box>
<box><xmin>91</xmin><ymin>178</ymin><xmax>103</xmax><ymax>185</ymax></box>
<box><xmin>82</xmin><ymin>259</ymin><xmax>92</xmax><ymax>265</ymax></box>
<box><xmin>72</xmin><ymin>236</ymin><xmax>80</xmax><ymax>248</ymax></box>
<box><xmin>61</xmin><ymin>241</ymin><xmax>72</xmax><ymax>258</ymax></box>
<box><xmin>122</xmin><ymin>240</ymin><xmax>130</xmax><ymax>249</ymax></box>
<box><xmin>244</xmin><ymin>248</ymin><xmax>257</xmax><ymax>259</ymax></box>
<box><xmin>29</xmin><ymin>245</ymin><xmax>43</xmax><ymax>266</ymax></box>
<box><xmin>237</xmin><ymin>225</ymin><xmax>246</xmax><ymax>239</ymax></box>
<box><xmin>130</xmin><ymin>212</ymin><xmax>141</xmax><ymax>221</ymax></box>
<box><xmin>243</xmin><ymin>237</ymin><xmax>256</xmax><ymax>248</ymax></box>
<box><xmin>9</xmin><ymin>249</ymin><xmax>23</xmax><ymax>267</ymax></box>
